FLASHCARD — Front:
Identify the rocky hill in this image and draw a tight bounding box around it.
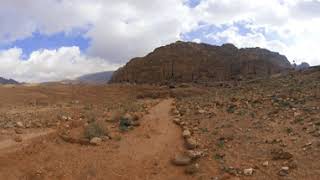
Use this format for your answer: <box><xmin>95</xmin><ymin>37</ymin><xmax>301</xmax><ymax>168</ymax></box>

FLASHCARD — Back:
<box><xmin>76</xmin><ymin>71</ymin><xmax>114</xmax><ymax>84</ymax></box>
<box><xmin>0</xmin><ymin>77</ymin><xmax>19</xmax><ymax>84</ymax></box>
<box><xmin>110</xmin><ymin>41</ymin><xmax>292</xmax><ymax>84</ymax></box>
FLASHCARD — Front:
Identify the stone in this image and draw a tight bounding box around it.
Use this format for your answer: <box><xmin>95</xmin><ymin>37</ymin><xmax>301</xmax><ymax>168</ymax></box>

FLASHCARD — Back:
<box><xmin>271</xmin><ymin>148</ymin><xmax>293</xmax><ymax>160</ymax></box>
<box><xmin>294</xmin><ymin>112</ymin><xmax>302</xmax><ymax>117</ymax></box>
<box><xmin>243</xmin><ymin>168</ymin><xmax>254</xmax><ymax>176</ymax></box>
<box><xmin>198</xmin><ymin>109</ymin><xmax>206</xmax><ymax>114</ymax></box>
<box><xmin>171</xmin><ymin>154</ymin><xmax>192</xmax><ymax>166</ymax></box>
<box><xmin>185</xmin><ymin>163</ymin><xmax>200</xmax><ymax>175</ymax></box>
<box><xmin>15</xmin><ymin>129</ymin><xmax>23</xmax><ymax>134</ymax></box>
<box><xmin>173</xmin><ymin>118</ymin><xmax>180</xmax><ymax>125</ymax></box>
<box><xmin>182</xmin><ymin>130</ymin><xmax>191</xmax><ymax>138</ymax></box>
<box><xmin>186</xmin><ymin>150</ymin><xmax>203</xmax><ymax>160</ymax></box>
<box><xmin>16</xmin><ymin>121</ymin><xmax>24</xmax><ymax>128</ymax></box>
<box><xmin>61</xmin><ymin>116</ymin><xmax>68</xmax><ymax>121</ymax></box>
<box><xmin>14</xmin><ymin>136</ymin><xmax>23</xmax><ymax>142</ymax></box>
<box><xmin>90</xmin><ymin>137</ymin><xmax>102</xmax><ymax>146</ymax></box>
<box><xmin>101</xmin><ymin>136</ymin><xmax>110</xmax><ymax>141</ymax></box>
<box><xmin>185</xmin><ymin>137</ymin><xmax>198</xmax><ymax>150</ymax></box>
<box><xmin>262</xmin><ymin>161</ymin><xmax>269</xmax><ymax>167</ymax></box>
<box><xmin>278</xmin><ymin>167</ymin><xmax>289</xmax><ymax>176</ymax></box>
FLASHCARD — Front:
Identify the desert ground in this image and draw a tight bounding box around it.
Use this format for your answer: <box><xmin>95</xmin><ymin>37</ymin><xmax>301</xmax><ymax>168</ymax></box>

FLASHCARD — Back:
<box><xmin>0</xmin><ymin>68</ymin><xmax>319</xmax><ymax>180</ymax></box>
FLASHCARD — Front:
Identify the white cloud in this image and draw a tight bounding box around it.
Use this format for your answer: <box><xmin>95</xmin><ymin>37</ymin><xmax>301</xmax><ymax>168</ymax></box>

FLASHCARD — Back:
<box><xmin>209</xmin><ymin>26</ymin><xmax>287</xmax><ymax>54</ymax></box>
<box><xmin>195</xmin><ymin>0</ymin><xmax>320</xmax><ymax>65</ymax></box>
<box><xmin>0</xmin><ymin>0</ymin><xmax>101</xmax><ymax>43</ymax></box>
<box><xmin>1</xmin><ymin>0</ymin><xmax>320</xmax><ymax>83</ymax></box>
<box><xmin>85</xmin><ymin>0</ymin><xmax>197</xmax><ymax>63</ymax></box>
<box><xmin>0</xmin><ymin>47</ymin><xmax>119</xmax><ymax>83</ymax></box>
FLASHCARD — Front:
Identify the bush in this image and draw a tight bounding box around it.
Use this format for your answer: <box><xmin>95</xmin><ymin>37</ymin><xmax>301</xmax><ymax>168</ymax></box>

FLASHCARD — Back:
<box><xmin>84</xmin><ymin>122</ymin><xmax>106</xmax><ymax>139</ymax></box>
<box><xmin>119</xmin><ymin>117</ymin><xmax>132</xmax><ymax>131</ymax></box>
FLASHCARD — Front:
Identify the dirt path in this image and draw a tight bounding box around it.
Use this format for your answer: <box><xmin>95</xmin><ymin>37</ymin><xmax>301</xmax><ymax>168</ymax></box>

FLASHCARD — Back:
<box><xmin>0</xmin><ymin>99</ymin><xmax>192</xmax><ymax>180</ymax></box>
<box><xmin>111</xmin><ymin>98</ymin><xmax>188</xmax><ymax>180</ymax></box>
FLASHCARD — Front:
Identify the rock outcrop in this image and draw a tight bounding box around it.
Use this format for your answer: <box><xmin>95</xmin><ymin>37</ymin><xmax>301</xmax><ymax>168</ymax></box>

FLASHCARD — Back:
<box><xmin>110</xmin><ymin>41</ymin><xmax>292</xmax><ymax>84</ymax></box>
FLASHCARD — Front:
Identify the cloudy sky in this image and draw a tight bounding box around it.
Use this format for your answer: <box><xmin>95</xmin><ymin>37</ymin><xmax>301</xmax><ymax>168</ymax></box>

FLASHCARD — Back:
<box><xmin>1</xmin><ymin>0</ymin><xmax>320</xmax><ymax>82</ymax></box>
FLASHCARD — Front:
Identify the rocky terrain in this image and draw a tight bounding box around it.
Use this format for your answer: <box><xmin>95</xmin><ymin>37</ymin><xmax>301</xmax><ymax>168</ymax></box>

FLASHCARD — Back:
<box><xmin>0</xmin><ymin>77</ymin><xmax>19</xmax><ymax>84</ymax></box>
<box><xmin>110</xmin><ymin>41</ymin><xmax>292</xmax><ymax>84</ymax></box>
<box><xmin>0</xmin><ymin>66</ymin><xmax>318</xmax><ymax>179</ymax></box>
<box><xmin>0</xmin><ymin>41</ymin><xmax>319</xmax><ymax>179</ymax></box>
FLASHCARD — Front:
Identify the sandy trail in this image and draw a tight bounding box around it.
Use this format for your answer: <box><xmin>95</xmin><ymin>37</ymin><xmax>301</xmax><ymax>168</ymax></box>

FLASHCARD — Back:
<box><xmin>0</xmin><ymin>99</ymin><xmax>192</xmax><ymax>180</ymax></box>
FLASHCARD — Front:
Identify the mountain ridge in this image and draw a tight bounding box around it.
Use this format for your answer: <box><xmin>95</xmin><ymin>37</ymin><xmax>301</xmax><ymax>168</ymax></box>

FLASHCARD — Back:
<box><xmin>110</xmin><ymin>41</ymin><xmax>292</xmax><ymax>84</ymax></box>
<box><xmin>0</xmin><ymin>77</ymin><xmax>19</xmax><ymax>84</ymax></box>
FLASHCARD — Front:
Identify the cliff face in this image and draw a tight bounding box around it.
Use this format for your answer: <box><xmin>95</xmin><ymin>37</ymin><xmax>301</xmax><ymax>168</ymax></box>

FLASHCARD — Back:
<box><xmin>110</xmin><ymin>41</ymin><xmax>292</xmax><ymax>84</ymax></box>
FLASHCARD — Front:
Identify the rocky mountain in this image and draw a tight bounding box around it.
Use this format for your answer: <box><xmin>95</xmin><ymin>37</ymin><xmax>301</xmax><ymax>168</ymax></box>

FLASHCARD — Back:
<box><xmin>110</xmin><ymin>41</ymin><xmax>292</xmax><ymax>84</ymax></box>
<box><xmin>0</xmin><ymin>77</ymin><xmax>19</xmax><ymax>84</ymax></box>
<box><xmin>295</xmin><ymin>62</ymin><xmax>310</xmax><ymax>70</ymax></box>
<box><xmin>76</xmin><ymin>71</ymin><xmax>114</xmax><ymax>84</ymax></box>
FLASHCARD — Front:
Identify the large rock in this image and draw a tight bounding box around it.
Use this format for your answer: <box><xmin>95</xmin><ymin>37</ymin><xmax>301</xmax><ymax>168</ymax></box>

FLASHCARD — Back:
<box><xmin>110</xmin><ymin>41</ymin><xmax>292</xmax><ymax>84</ymax></box>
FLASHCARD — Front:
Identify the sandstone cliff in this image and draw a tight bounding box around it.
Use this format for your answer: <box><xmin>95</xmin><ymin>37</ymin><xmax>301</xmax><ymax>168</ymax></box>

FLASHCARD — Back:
<box><xmin>110</xmin><ymin>41</ymin><xmax>292</xmax><ymax>84</ymax></box>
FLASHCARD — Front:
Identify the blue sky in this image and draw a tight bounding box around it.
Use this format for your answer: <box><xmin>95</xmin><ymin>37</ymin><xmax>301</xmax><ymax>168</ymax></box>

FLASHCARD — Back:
<box><xmin>0</xmin><ymin>32</ymin><xmax>89</xmax><ymax>59</ymax></box>
<box><xmin>0</xmin><ymin>0</ymin><xmax>319</xmax><ymax>82</ymax></box>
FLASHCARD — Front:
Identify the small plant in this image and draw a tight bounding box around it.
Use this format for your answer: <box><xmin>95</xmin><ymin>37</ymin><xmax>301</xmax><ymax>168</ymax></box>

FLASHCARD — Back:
<box><xmin>84</xmin><ymin>122</ymin><xmax>106</xmax><ymax>139</ymax></box>
<box><xmin>85</xmin><ymin>111</ymin><xmax>97</xmax><ymax>123</ymax></box>
<box><xmin>286</xmin><ymin>127</ymin><xmax>293</xmax><ymax>134</ymax></box>
<box><xmin>200</xmin><ymin>127</ymin><xmax>209</xmax><ymax>133</ymax></box>
<box><xmin>213</xmin><ymin>153</ymin><xmax>225</xmax><ymax>160</ymax></box>
<box><xmin>119</xmin><ymin>116</ymin><xmax>132</xmax><ymax>131</ymax></box>
<box><xmin>294</xmin><ymin>117</ymin><xmax>304</xmax><ymax>124</ymax></box>
<box><xmin>227</xmin><ymin>105</ymin><xmax>236</xmax><ymax>113</ymax></box>
<box><xmin>216</xmin><ymin>139</ymin><xmax>225</xmax><ymax>148</ymax></box>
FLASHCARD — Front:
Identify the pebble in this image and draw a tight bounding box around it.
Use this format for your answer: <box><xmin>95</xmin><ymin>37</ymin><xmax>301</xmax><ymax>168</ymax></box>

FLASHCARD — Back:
<box><xmin>198</xmin><ymin>109</ymin><xmax>206</xmax><ymax>114</ymax></box>
<box><xmin>182</xmin><ymin>130</ymin><xmax>191</xmax><ymax>138</ymax></box>
<box><xmin>185</xmin><ymin>137</ymin><xmax>198</xmax><ymax>150</ymax></box>
<box><xmin>243</xmin><ymin>168</ymin><xmax>254</xmax><ymax>176</ymax></box>
<box><xmin>173</xmin><ymin>118</ymin><xmax>180</xmax><ymax>125</ymax></box>
<box><xmin>278</xmin><ymin>167</ymin><xmax>289</xmax><ymax>176</ymax></box>
<box><xmin>16</xmin><ymin>121</ymin><xmax>24</xmax><ymax>128</ymax></box>
<box><xmin>262</xmin><ymin>161</ymin><xmax>269</xmax><ymax>167</ymax></box>
<box><xmin>186</xmin><ymin>150</ymin><xmax>203</xmax><ymax>159</ymax></box>
<box><xmin>15</xmin><ymin>129</ymin><xmax>23</xmax><ymax>134</ymax></box>
<box><xmin>185</xmin><ymin>163</ymin><xmax>200</xmax><ymax>174</ymax></box>
<box><xmin>171</xmin><ymin>154</ymin><xmax>192</xmax><ymax>166</ymax></box>
<box><xmin>90</xmin><ymin>137</ymin><xmax>102</xmax><ymax>146</ymax></box>
<box><xmin>14</xmin><ymin>136</ymin><xmax>23</xmax><ymax>142</ymax></box>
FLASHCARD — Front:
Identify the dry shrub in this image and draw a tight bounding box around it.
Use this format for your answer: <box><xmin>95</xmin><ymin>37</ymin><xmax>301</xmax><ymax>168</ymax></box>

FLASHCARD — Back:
<box><xmin>170</xmin><ymin>87</ymin><xmax>208</xmax><ymax>99</ymax></box>
<box><xmin>84</xmin><ymin>122</ymin><xmax>107</xmax><ymax>139</ymax></box>
<box><xmin>136</xmin><ymin>90</ymin><xmax>169</xmax><ymax>99</ymax></box>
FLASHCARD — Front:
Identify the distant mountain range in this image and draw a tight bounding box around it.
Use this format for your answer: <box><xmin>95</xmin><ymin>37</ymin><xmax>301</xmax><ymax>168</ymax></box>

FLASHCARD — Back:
<box><xmin>75</xmin><ymin>71</ymin><xmax>114</xmax><ymax>84</ymax></box>
<box><xmin>0</xmin><ymin>77</ymin><xmax>19</xmax><ymax>84</ymax></box>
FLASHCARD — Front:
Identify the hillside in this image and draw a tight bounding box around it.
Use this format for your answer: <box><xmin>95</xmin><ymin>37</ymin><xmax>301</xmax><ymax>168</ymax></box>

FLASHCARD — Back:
<box><xmin>76</xmin><ymin>71</ymin><xmax>114</xmax><ymax>84</ymax></box>
<box><xmin>110</xmin><ymin>41</ymin><xmax>292</xmax><ymax>84</ymax></box>
<box><xmin>0</xmin><ymin>77</ymin><xmax>19</xmax><ymax>84</ymax></box>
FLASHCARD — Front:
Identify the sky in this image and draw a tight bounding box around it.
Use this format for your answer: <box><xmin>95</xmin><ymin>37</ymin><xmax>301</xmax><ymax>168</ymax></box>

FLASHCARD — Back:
<box><xmin>1</xmin><ymin>0</ymin><xmax>320</xmax><ymax>82</ymax></box>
